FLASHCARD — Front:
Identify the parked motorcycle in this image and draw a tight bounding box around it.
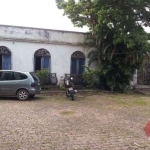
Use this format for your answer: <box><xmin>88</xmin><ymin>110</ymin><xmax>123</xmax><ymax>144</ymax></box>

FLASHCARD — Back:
<box><xmin>64</xmin><ymin>76</ymin><xmax>77</xmax><ymax>100</ymax></box>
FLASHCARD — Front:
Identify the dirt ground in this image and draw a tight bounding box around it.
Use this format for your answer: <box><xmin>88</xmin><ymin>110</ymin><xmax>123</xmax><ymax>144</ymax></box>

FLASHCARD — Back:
<box><xmin>0</xmin><ymin>92</ymin><xmax>150</xmax><ymax>150</ymax></box>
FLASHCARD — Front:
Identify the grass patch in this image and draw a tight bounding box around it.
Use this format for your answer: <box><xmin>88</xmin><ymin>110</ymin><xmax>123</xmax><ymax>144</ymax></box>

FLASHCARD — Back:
<box><xmin>41</xmin><ymin>90</ymin><xmax>50</xmax><ymax>94</ymax></box>
<box><xmin>109</xmin><ymin>93</ymin><xmax>148</xmax><ymax>106</ymax></box>
<box><xmin>60</xmin><ymin>111</ymin><xmax>75</xmax><ymax>116</ymax></box>
<box><xmin>119</xmin><ymin>99</ymin><xmax>147</xmax><ymax>106</ymax></box>
<box><xmin>133</xmin><ymin>99</ymin><xmax>147</xmax><ymax>106</ymax></box>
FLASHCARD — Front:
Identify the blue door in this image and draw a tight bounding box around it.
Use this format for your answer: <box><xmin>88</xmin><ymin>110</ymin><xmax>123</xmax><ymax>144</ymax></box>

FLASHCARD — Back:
<box><xmin>2</xmin><ymin>55</ymin><xmax>11</xmax><ymax>70</ymax></box>
<box><xmin>79</xmin><ymin>58</ymin><xmax>85</xmax><ymax>74</ymax></box>
<box><xmin>35</xmin><ymin>56</ymin><xmax>50</xmax><ymax>71</ymax></box>
<box><xmin>71</xmin><ymin>58</ymin><xmax>85</xmax><ymax>74</ymax></box>
<box><xmin>42</xmin><ymin>56</ymin><xmax>50</xmax><ymax>70</ymax></box>
<box><xmin>71</xmin><ymin>58</ymin><xmax>77</xmax><ymax>74</ymax></box>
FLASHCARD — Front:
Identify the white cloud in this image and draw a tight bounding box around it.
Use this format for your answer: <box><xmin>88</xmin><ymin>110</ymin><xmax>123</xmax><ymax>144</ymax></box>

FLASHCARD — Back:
<box><xmin>2</xmin><ymin>0</ymin><xmax>149</xmax><ymax>33</ymax></box>
<box><xmin>143</xmin><ymin>27</ymin><xmax>150</xmax><ymax>33</ymax></box>
<box><xmin>0</xmin><ymin>0</ymin><xmax>89</xmax><ymax>32</ymax></box>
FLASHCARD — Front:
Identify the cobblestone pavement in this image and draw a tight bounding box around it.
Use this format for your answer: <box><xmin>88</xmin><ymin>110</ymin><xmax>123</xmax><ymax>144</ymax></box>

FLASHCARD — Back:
<box><xmin>0</xmin><ymin>93</ymin><xmax>150</xmax><ymax>150</ymax></box>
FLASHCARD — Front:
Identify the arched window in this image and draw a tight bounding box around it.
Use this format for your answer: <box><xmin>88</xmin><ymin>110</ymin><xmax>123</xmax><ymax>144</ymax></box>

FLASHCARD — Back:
<box><xmin>34</xmin><ymin>49</ymin><xmax>51</xmax><ymax>71</ymax></box>
<box><xmin>71</xmin><ymin>51</ymin><xmax>85</xmax><ymax>74</ymax></box>
<box><xmin>0</xmin><ymin>46</ymin><xmax>11</xmax><ymax>70</ymax></box>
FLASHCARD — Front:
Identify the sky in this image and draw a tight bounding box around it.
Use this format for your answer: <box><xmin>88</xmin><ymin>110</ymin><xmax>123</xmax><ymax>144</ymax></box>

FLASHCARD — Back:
<box><xmin>0</xmin><ymin>0</ymin><xmax>149</xmax><ymax>33</ymax></box>
<box><xmin>0</xmin><ymin>0</ymin><xmax>88</xmax><ymax>32</ymax></box>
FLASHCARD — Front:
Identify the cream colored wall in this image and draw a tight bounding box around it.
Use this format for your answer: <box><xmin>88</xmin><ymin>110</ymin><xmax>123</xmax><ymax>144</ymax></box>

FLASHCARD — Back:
<box><xmin>0</xmin><ymin>40</ymin><xmax>86</xmax><ymax>84</ymax></box>
<box><xmin>0</xmin><ymin>25</ymin><xmax>86</xmax><ymax>45</ymax></box>
<box><xmin>0</xmin><ymin>25</ymin><xmax>88</xmax><ymax>84</ymax></box>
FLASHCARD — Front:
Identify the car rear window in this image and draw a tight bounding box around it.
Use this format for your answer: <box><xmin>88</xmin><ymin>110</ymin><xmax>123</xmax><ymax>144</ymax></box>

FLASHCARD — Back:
<box><xmin>30</xmin><ymin>72</ymin><xmax>40</xmax><ymax>82</ymax></box>
<box><xmin>19</xmin><ymin>73</ymin><xmax>28</xmax><ymax>80</ymax></box>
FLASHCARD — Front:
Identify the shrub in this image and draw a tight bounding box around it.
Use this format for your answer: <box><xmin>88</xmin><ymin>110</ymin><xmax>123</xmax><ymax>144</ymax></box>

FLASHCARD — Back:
<box><xmin>82</xmin><ymin>67</ymin><xmax>101</xmax><ymax>89</ymax></box>
<box><xmin>35</xmin><ymin>69</ymin><xmax>49</xmax><ymax>85</ymax></box>
<box><xmin>82</xmin><ymin>64</ymin><xmax>134</xmax><ymax>92</ymax></box>
<box><xmin>60</xmin><ymin>84</ymin><xmax>65</xmax><ymax>90</ymax></box>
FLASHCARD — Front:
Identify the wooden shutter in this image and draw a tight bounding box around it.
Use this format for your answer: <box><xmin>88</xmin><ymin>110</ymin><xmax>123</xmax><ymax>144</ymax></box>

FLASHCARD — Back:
<box><xmin>2</xmin><ymin>55</ymin><xmax>11</xmax><ymax>70</ymax></box>
<box><xmin>43</xmin><ymin>56</ymin><xmax>50</xmax><ymax>70</ymax></box>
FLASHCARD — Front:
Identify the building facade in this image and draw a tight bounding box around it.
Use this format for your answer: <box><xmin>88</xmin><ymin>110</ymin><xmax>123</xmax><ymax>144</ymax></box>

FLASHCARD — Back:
<box><xmin>0</xmin><ymin>25</ymin><xmax>89</xmax><ymax>84</ymax></box>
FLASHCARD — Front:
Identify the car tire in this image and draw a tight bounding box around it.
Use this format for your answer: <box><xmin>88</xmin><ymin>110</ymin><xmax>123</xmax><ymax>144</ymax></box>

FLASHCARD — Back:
<box><xmin>17</xmin><ymin>89</ymin><xmax>29</xmax><ymax>100</ymax></box>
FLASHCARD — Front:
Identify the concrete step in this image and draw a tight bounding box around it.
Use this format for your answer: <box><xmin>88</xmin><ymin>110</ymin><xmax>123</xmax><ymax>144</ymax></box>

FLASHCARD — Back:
<box><xmin>134</xmin><ymin>85</ymin><xmax>150</xmax><ymax>95</ymax></box>
<box><xmin>134</xmin><ymin>85</ymin><xmax>150</xmax><ymax>89</ymax></box>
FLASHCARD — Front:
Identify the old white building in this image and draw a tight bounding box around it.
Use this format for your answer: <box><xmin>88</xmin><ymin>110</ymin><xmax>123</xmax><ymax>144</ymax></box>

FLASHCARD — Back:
<box><xmin>0</xmin><ymin>25</ymin><xmax>89</xmax><ymax>85</ymax></box>
<box><xmin>0</xmin><ymin>25</ymin><xmax>140</xmax><ymax>86</ymax></box>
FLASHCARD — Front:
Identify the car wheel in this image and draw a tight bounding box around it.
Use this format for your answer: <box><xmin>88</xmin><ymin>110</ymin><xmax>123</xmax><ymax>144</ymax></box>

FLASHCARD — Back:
<box><xmin>17</xmin><ymin>89</ymin><xmax>29</xmax><ymax>100</ymax></box>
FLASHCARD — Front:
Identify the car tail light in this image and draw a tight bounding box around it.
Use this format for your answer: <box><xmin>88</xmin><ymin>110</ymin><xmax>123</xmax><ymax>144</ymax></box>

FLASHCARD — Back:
<box><xmin>31</xmin><ymin>82</ymin><xmax>36</xmax><ymax>87</ymax></box>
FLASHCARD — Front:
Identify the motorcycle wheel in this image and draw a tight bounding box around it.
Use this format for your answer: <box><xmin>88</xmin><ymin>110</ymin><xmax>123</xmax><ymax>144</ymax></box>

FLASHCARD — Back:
<box><xmin>66</xmin><ymin>89</ymin><xmax>69</xmax><ymax>97</ymax></box>
<box><xmin>70</xmin><ymin>92</ymin><xmax>74</xmax><ymax>100</ymax></box>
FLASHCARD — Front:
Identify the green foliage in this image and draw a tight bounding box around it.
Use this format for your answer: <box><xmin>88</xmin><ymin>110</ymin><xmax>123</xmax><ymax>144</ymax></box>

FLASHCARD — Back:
<box><xmin>147</xmin><ymin>33</ymin><xmax>150</xmax><ymax>40</ymax></box>
<box><xmin>83</xmin><ymin>65</ymin><xmax>133</xmax><ymax>92</ymax></box>
<box><xmin>56</xmin><ymin>0</ymin><xmax>150</xmax><ymax>92</ymax></box>
<box><xmin>60</xmin><ymin>84</ymin><xmax>65</xmax><ymax>90</ymax></box>
<box><xmin>35</xmin><ymin>69</ymin><xmax>49</xmax><ymax>85</ymax></box>
<box><xmin>119</xmin><ymin>99</ymin><xmax>147</xmax><ymax>106</ymax></box>
<box><xmin>83</xmin><ymin>67</ymin><xmax>101</xmax><ymax>89</ymax></box>
<box><xmin>99</xmin><ymin>62</ymin><xmax>134</xmax><ymax>92</ymax></box>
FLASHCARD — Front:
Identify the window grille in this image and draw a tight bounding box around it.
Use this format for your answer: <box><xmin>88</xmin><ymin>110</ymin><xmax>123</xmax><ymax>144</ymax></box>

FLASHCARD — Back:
<box><xmin>71</xmin><ymin>51</ymin><xmax>85</xmax><ymax>58</ymax></box>
<box><xmin>34</xmin><ymin>49</ymin><xmax>51</xmax><ymax>57</ymax></box>
<box><xmin>0</xmin><ymin>46</ymin><xmax>11</xmax><ymax>54</ymax></box>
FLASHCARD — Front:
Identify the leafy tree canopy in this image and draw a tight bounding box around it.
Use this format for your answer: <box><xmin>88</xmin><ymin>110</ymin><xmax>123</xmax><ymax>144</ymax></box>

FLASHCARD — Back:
<box><xmin>147</xmin><ymin>33</ymin><xmax>150</xmax><ymax>39</ymax></box>
<box><xmin>56</xmin><ymin>0</ymin><xmax>150</xmax><ymax>92</ymax></box>
<box><xmin>56</xmin><ymin>0</ymin><xmax>150</xmax><ymax>34</ymax></box>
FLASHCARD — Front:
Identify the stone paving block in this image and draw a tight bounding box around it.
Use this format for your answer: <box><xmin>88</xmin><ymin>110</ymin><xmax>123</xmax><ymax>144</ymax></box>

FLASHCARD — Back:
<box><xmin>0</xmin><ymin>94</ymin><xmax>150</xmax><ymax>149</ymax></box>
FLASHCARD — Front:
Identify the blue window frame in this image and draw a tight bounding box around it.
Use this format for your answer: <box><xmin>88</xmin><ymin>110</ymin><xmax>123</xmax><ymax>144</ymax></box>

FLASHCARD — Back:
<box><xmin>0</xmin><ymin>46</ymin><xmax>11</xmax><ymax>70</ymax></box>
<box><xmin>71</xmin><ymin>58</ymin><xmax>85</xmax><ymax>74</ymax></box>
<box><xmin>34</xmin><ymin>49</ymin><xmax>51</xmax><ymax>71</ymax></box>
<box><xmin>35</xmin><ymin>56</ymin><xmax>51</xmax><ymax>71</ymax></box>
<box><xmin>42</xmin><ymin>56</ymin><xmax>50</xmax><ymax>69</ymax></box>
<box><xmin>71</xmin><ymin>51</ymin><xmax>85</xmax><ymax>75</ymax></box>
<box><xmin>2</xmin><ymin>55</ymin><xmax>11</xmax><ymax>70</ymax></box>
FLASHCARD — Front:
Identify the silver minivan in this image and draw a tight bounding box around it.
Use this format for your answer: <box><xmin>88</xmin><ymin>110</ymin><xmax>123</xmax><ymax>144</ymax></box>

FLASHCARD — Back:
<box><xmin>0</xmin><ymin>70</ymin><xmax>41</xmax><ymax>100</ymax></box>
